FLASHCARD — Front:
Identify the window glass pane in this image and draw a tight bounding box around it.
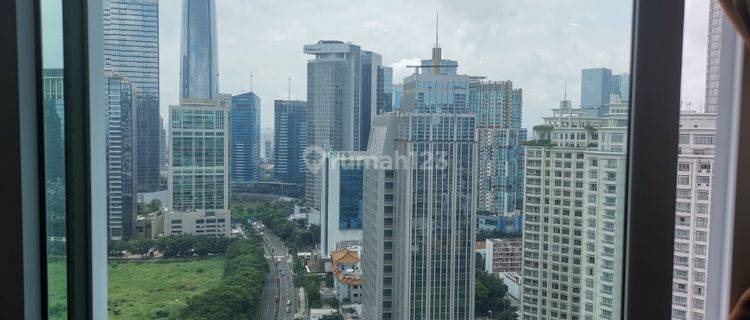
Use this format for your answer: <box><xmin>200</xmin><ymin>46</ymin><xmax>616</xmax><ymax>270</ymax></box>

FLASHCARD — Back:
<box><xmin>40</xmin><ymin>0</ymin><xmax>67</xmax><ymax>318</ymax></box>
<box><xmin>672</xmin><ymin>1</ymin><xmax>723</xmax><ymax>319</ymax></box>
<box><xmin>99</xmin><ymin>1</ymin><xmax>637</xmax><ymax>320</ymax></box>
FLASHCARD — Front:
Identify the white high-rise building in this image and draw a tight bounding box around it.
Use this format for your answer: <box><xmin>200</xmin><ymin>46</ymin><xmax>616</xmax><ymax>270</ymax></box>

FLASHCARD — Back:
<box><xmin>521</xmin><ymin>97</ymin><xmax>628</xmax><ymax>320</ymax></box>
<box><xmin>166</xmin><ymin>95</ymin><xmax>231</xmax><ymax>237</ymax></box>
<box><xmin>704</xmin><ymin>0</ymin><xmax>723</xmax><ymax>114</ymax></box>
<box><xmin>670</xmin><ymin>113</ymin><xmax>716</xmax><ymax>320</ymax></box>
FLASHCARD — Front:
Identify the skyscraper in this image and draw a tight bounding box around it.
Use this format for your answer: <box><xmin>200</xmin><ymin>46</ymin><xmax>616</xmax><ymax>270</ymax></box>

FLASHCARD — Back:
<box><xmin>360</xmin><ymin>51</ymin><xmax>382</xmax><ymax>150</ymax></box>
<box><xmin>166</xmin><ymin>0</ymin><xmax>230</xmax><ymax>237</ymax></box>
<box><xmin>363</xmin><ymin>40</ymin><xmax>477</xmax><ymax>320</ymax></box>
<box><xmin>670</xmin><ymin>113</ymin><xmax>716</xmax><ymax>320</ymax></box>
<box><xmin>704</xmin><ymin>0</ymin><xmax>723</xmax><ymax>113</ymax></box>
<box><xmin>230</xmin><ymin>92</ymin><xmax>261</xmax><ymax>186</ymax></box>
<box><xmin>159</xmin><ymin>117</ymin><xmax>167</xmax><ymax>173</ymax></box>
<box><xmin>377</xmin><ymin>66</ymin><xmax>394</xmax><ymax>114</ymax></box>
<box><xmin>521</xmin><ymin>98</ymin><xmax>629</xmax><ymax>320</ymax></box>
<box><xmin>303</xmin><ymin>40</ymin><xmax>362</xmax><ymax>210</ymax></box>
<box><xmin>580</xmin><ymin>68</ymin><xmax>629</xmax><ymax>116</ymax></box>
<box><xmin>274</xmin><ymin>100</ymin><xmax>307</xmax><ymax>185</ymax></box>
<box><xmin>470</xmin><ymin>78</ymin><xmax>527</xmax><ymax>232</ymax></box>
<box><xmin>104</xmin><ymin>71</ymin><xmax>138</xmax><ymax>240</ymax></box>
<box><xmin>180</xmin><ymin>0</ymin><xmax>220</xmax><ymax>101</ymax></box>
<box><xmin>42</xmin><ymin>69</ymin><xmax>66</xmax><ymax>239</ymax></box>
<box><xmin>103</xmin><ymin>0</ymin><xmax>161</xmax><ymax>192</ymax></box>
<box><xmin>166</xmin><ymin>95</ymin><xmax>231</xmax><ymax>237</ymax></box>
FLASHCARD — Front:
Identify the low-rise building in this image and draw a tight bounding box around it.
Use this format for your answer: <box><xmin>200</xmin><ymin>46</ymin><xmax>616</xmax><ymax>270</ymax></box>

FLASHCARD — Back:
<box><xmin>331</xmin><ymin>247</ymin><xmax>363</xmax><ymax>303</ymax></box>
<box><xmin>484</xmin><ymin>238</ymin><xmax>523</xmax><ymax>274</ymax></box>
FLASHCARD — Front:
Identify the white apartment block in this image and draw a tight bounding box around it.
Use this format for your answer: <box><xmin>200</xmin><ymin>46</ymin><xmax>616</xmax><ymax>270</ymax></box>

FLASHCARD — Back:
<box><xmin>670</xmin><ymin>113</ymin><xmax>716</xmax><ymax>320</ymax></box>
<box><xmin>484</xmin><ymin>238</ymin><xmax>523</xmax><ymax>274</ymax></box>
<box><xmin>522</xmin><ymin>98</ymin><xmax>628</xmax><ymax>320</ymax></box>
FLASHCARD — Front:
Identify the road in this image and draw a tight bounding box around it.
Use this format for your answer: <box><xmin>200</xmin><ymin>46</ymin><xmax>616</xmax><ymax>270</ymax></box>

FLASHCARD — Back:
<box><xmin>253</xmin><ymin>225</ymin><xmax>296</xmax><ymax>320</ymax></box>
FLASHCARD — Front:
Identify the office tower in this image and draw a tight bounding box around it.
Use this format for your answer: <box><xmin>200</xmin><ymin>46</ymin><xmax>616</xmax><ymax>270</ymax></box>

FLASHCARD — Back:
<box><xmin>261</xmin><ymin>127</ymin><xmax>274</xmax><ymax>162</ymax></box>
<box><xmin>230</xmin><ymin>92</ymin><xmax>261</xmax><ymax>186</ymax></box>
<box><xmin>470</xmin><ymin>78</ymin><xmax>527</xmax><ymax>232</ymax></box>
<box><xmin>521</xmin><ymin>98</ymin><xmax>629</xmax><ymax>320</ymax></box>
<box><xmin>274</xmin><ymin>100</ymin><xmax>307</xmax><ymax>185</ymax></box>
<box><xmin>103</xmin><ymin>0</ymin><xmax>161</xmax><ymax>192</ymax></box>
<box><xmin>166</xmin><ymin>1</ymin><xmax>229</xmax><ymax>236</ymax></box>
<box><xmin>670</xmin><ymin>113</ymin><xmax>716</xmax><ymax>320</ymax></box>
<box><xmin>166</xmin><ymin>95</ymin><xmax>231</xmax><ymax>237</ymax></box>
<box><xmin>377</xmin><ymin>66</ymin><xmax>394</xmax><ymax>114</ymax></box>
<box><xmin>363</xmin><ymin>40</ymin><xmax>477</xmax><ymax>319</ymax></box>
<box><xmin>104</xmin><ymin>71</ymin><xmax>138</xmax><ymax>240</ymax></box>
<box><xmin>580</xmin><ymin>68</ymin><xmax>630</xmax><ymax>116</ymax></box>
<box><xmin>361</xmin><ymin>51</ymin><xmax>382</xmax><ymax>150</ymax></box>
<box><xmin>42</xmin><ymin>69</ymin><xmax>66</xmax><ymax>239</ymax></box>
<box><xmin>392</xmin><ymin>83</ymin><xmax>403</xmax><ymax>110</ymax></box>
<box><xmin>320</xmin><ymin>152</ymin><xmax>366</xmax><ymax>257</ymax></box>
<box><xmin>362</xmin><ymin>113</ymin><xmax>398</xmax><ymax>320</ymax></box>
<box><xmin>303</xmin><ymin>40</ymin><xmax>362</xmax><ymax>210</ymax></box>
<box><xmin>180</xmin><ymin>0</ymin><xmax>219</xmax><ymax>101</ymax></box>
<box><xmin>159</xmin><ymin>118</ymin><xmax>166</xmax><ymax>173</ymax></box>
<box><xmin>705</xmin><ymin>0</ymin><xmax>723</xmax><ymax>113</ymax></box>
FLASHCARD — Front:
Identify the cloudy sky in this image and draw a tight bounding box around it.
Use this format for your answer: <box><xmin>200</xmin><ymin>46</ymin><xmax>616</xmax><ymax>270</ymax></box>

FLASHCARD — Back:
<box><xmin>153</xmin><ymin>0</ymin><xmax>708</xmax><ymax>131</ymax></box>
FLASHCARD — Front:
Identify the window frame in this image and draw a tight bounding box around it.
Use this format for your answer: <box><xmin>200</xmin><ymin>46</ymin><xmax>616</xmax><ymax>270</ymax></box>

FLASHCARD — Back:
<box><xmin>5</xmin><ymin>0</ymin><xmax>745</xmax><ymax>319</ymax></box>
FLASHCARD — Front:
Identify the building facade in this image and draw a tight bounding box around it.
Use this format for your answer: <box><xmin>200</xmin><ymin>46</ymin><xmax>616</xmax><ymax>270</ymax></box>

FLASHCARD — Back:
<box><xmin>167</xmin><ymin>96</ymin><xmax>231</xmax><ymax>237</ymax></box>
<box><xmin>320</xmin><ymin>152</ymin><xmax>366</xmax><ymax>257</ymax></box>
<box><xmin>230</xmin><ymin>92</ymin><xmax>261</xmax><ymax>186</ymax></box>
<box><xmin>580</xmin><ymin>68</ymin><xmax>629</xmax><ymax>117</ymax></box>
<box><xmin>180</xmin><ymin>0</ymin><xmax>219</xmax><ymax>101</ymax></box>
<box><xmin>104</xmin><ymin>71</ymin><xmax>138</xmax><ymax>240</ymax></box>
<box><xmin>274</xmin><ymin>100</ymin><xmax>307</xmax><ymax>185</ymax></box>
<box><xmin>42</xmin><ymin>69</ymin><xmax>66</xmax><ymax>239</ymax></box>
<box><xmin>303</xmin><ymin>41</ymin><xmax>363</xmax><ymax>210</ymax></box>
<box><xmin>360</xmin><ymin>51</ymin><xmax>382</xmax><ymax>150</ymax></box>
<box><xmin>483</xmin><ymin>238</ymin><xmax>523</xmax><ymax>274</ymax></box>
<box><xmin>363</xmin><ymin>42</ymin><xmax>477</xmax><ymax>319</ymax></box>
<box><xmin>470</xmin><ymin>78</ymin><xmax>527</xmax><ymax>232</ymax></box>
<box><xmin>104</xmin><ymin>0</ymin><xmax>161</xmax><ymax>192</ymax></box>
<box><xmin>670</xmin><ymin>113</ymin><xmax>716</xmax><ymax>320</ymax></box>
<box><xmin>705</xmin><ymin>0</ymin><xmax>723</xmax><ymax>113</ymax></box>
<box><xmin>521</xmin><ymin>98</ymin><xmax>629</xmax><ymax>320</ymax></box>
<box><xmin>377</xmin><ymin>66</ymin><xmax>394</xmax><ymax>114</ymax></box>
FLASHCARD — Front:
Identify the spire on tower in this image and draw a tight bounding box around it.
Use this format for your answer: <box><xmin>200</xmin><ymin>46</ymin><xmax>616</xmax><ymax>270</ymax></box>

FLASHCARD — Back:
<box><xmin>435</xmin><ymin>10</ymin><xmax>440</xmax><ymax>48</ymax></box>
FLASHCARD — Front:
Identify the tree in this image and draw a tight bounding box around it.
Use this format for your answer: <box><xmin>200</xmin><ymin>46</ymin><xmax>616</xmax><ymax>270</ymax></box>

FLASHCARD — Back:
<box><xmin>128</xmin><ymin>238</ymin><xmax>154</xmax><ymax>257</ymax></box>
<box><xmin>474</xmin><ymin>253</ymin><xmax>514</xmax><ymax>318</ymax></box>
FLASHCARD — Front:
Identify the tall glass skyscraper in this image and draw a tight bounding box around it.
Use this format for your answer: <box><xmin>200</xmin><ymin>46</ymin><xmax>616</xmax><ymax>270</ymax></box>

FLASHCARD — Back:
<box><xmin>230</xmin><ymin>92</ymin><xmax>261</xmax><ymax>186</ymax></box>
<box><xmin>363</xmin><ymin>42</ymin><xmax>477</xmax><ymax>320</ymax></box>
<box><xmin>360</xmin><ymin>51</ymin><xmax>382</xmax><ymax>150</ymax></box>
<box><xmin>303</xmin><ymin>40</ymin><xmax>362</xmax><ymax>210</ymax></box>
<box><xmin>274</xmin><ymin>100</ymin><xmax>307</xmax><ymax>185</ymax></box>
<box><xmin>180</xmin><ymin>0</ymin><xmax>219</xmax><ymax>101</ymax></box>
<box><xmin>104</xmin><ymin>71</ymin><xmax>137</xmax><ymax>240</ymax></box>
<box><xmin>580</xmin><ymin>68</ymin><xmax>630</xmax><ymax>117</ymax></box>
<box><xmin>42</xmin><ymin>69</ymin><xmax>66</xmax><ymax>239</ymax></box>
<box><xmin>103</xmin><ymin>0</ymin><xmax>161</xmax><ymax>192</ymax></box>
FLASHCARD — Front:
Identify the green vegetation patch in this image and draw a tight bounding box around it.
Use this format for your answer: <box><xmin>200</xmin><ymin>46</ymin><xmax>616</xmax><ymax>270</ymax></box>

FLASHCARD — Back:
<box><xmin>108</xmin><ymin>257</ymin><xmax>225</xmax><ymax>319</ymax></box>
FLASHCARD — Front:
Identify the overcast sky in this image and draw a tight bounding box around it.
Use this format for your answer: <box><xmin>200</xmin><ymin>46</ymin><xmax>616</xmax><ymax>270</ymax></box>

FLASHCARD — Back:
<box><xmin>151</xmin><ymin>0</ymin><xmax>708</xmax><ymax>131</ymax></box>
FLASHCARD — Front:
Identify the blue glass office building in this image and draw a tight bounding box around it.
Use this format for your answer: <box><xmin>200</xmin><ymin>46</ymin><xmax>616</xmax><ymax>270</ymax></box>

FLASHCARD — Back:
<box><xmin>274</xmin><ymin>100</ymin><xmax>307</xmax><ymax>184</ymax></box>
<box><xmin>230</xmin><ymin>92</ymin><xmax>261</xmax><ymax>186</ymax></box>
<box><xmin>104</xmin><ymin>0</ymin><xmax>161</xmax><ymax>192</ymax></box>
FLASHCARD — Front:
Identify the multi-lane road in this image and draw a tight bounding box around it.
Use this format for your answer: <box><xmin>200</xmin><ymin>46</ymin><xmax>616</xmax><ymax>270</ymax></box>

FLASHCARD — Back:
<box><xmin>253</xmin><ymin>224</ymin><xmax>296</xmax><ymax>320</ymax></box>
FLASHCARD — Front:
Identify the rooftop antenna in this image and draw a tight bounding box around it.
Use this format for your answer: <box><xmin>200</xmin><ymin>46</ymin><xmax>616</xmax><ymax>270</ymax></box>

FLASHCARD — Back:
<box><xmin>435</xmin><ymin>10</ymin><xmax>439</xmax><ymax>48</ymax></box>
<box><xmin>250</xmin><ymin>72</ymin><xmax>253</xmax><ymax>93</ymax></box>
<box><xmin>288</xmin><ymin>77</ymin><xmax>291</xmax><ymax>101</ymax></box>
<box><xmin>563</xmin><ymin>80</ymin><xmax>568</xmax><ymax>101</ymax></box>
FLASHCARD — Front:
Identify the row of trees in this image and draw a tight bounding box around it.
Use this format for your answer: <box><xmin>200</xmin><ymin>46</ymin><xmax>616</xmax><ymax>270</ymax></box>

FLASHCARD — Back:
<box><xmin>237</xmin><ymin>200</ymin><xmax>319</xmax><ymax>253</ymax></box>
<box><xmin>108</xmin><ymin>234</ymin><xmax>234</xmax><ymax>258</ymax></box>
<box><xmin>180</xmin><ymin>235</ymin><xmax>269</xmax><ymax>319</ymax></box>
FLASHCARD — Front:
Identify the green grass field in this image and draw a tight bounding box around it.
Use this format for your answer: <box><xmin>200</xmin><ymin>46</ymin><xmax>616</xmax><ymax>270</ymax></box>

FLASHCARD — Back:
<box><xmin>108</xmin><ymin>258</ymin><xmax>225</xmax><ymax>319</ymax></box>
<box><xmin>48</xmin><ymin>257</ymin><xmax>225</xmax><ymax>320</ymax></box>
